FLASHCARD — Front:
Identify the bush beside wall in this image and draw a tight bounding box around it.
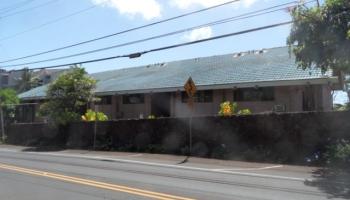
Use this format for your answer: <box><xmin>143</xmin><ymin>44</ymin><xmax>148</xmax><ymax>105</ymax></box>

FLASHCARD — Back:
<box><xmin>6</xmin><ymin>111</ymin><xmax>350</xmax><ymax>164</ymax></box>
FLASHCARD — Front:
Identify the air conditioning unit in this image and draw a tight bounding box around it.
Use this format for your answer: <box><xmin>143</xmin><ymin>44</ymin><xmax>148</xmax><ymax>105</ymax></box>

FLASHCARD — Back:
<box><xmin>273</xmin><ymin>104</ymin><xmax>286</xmax><ymax>112</ymax></box>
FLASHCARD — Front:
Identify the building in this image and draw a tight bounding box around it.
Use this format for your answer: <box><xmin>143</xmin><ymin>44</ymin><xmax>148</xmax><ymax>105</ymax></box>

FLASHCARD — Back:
<box><xmin>18</xmin><ymin>47</ymin><xmax>341</xmax><ymax>120</ymax></box>
<box><xmin>0</xmin><ymin>68</ymin><xmax>66</xmax><ymax>90</ymax></box>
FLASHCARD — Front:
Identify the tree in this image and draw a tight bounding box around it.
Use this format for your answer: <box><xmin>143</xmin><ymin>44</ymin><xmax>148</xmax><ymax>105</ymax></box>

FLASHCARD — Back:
<box><xmin>39</xmin><ymin>66</ymin><xmax>97</xmax><ymax>126</ymax></box>
<box><xmin>288</xmin><ymin>0</ymin><xmax>350</xmax><ymax>102</ymax></box>
<box><xmin>16</xmin><ymin>68</ymin><xmax>41</xmax><ymax>93</ymax></box>
<box><xmin>0</xmin><ymin>88</ymin><xmax>20</xmax><ymax>124</ymax></box>
<box><xmin>288</xmin><ymin>0</ymin><xmax>350</xmax><ymax>73</ymax></box>
<box><xmin>334</xmin><ymin>103</ymin><xmax>350</xmax><ymax>111</ymax></box>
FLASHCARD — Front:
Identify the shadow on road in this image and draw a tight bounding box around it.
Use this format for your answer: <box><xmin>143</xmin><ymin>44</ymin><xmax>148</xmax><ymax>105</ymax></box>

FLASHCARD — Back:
<box><xmin>21</xmin><ymin>146</ymin><xmax>66</xmax><ymax>152</ymax></box>
<box><xmin>305</xmin><ymin>168</ymin><xmax>350</xmax><ymax>199</ymax></box>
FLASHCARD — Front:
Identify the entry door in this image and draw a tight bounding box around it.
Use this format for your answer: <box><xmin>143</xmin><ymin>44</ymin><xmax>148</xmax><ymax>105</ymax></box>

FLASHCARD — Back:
<box><xmin>302</xmin><ymin>86</ymin><xmax>315</xmax><ymax>111</ymax></box>
<box><xmin>151</xmin><ymin>93</ymin><xmax>171</xmax><ymax>117</ymax></box>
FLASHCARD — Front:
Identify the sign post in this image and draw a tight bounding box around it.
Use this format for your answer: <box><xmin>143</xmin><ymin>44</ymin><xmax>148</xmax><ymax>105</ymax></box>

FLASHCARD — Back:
<box><xmin>0</xmin><ymin>103</ymin><xmax>4</xmax><ymax>142</ymax></box>
<box><xmin>184</xmin><ymin>77</ymin><xmax>197</xmax><ymax>156</ymax></box>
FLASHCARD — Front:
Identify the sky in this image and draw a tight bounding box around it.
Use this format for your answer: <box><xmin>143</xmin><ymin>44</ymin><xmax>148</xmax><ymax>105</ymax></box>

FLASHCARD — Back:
<box><xmin>0</xmin><ymin>0</ymin><xmax>348</xmax><ymax>103</ymax></box>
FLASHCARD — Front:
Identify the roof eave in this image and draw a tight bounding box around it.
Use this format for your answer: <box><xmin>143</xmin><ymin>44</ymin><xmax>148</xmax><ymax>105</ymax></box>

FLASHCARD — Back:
<box><xmin>95</xmin><ymin>77</ymin><xmax>339</xmax><ymax>96</ymax></box>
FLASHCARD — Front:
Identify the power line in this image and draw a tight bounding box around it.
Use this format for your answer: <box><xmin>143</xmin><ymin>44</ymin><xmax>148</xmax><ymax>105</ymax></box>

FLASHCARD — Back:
<box><xmin>0</xmin><ymin>0</ymin><xmax>59</xmax><ymax>20</ymax></box>
<box><xmin>10</xmin><ymin>21</ymin><xmax>292</xmax><ymax>72</ymax></box>
<box><xmin>0</xmin><ymin>0</ymin><xmax>240</xmax><ymax>64</ymax></box>
<box><xmin>0</xmin><ymin>1</ymin><xmax>305</xmax><ymax>68</ymax></box>
<box><xmin>0</xmin><ymin>4</ymin><xmax>97</xmax><ymax>42</ymax></box>
<box><xmin>0</xmin><ymin>0</ymin><xmax>36</xmax><ymax>14</ymax></box>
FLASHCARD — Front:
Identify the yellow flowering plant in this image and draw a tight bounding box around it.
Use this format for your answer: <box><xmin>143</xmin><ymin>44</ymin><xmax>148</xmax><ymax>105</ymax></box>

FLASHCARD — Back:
<box><xmin>218</xmin><ymin>101</ymin><xmax>251</xmax><ymax>116</ymax></box>
<box><xmin>218</xmin><ymin>101</ymin><xmax>237</xmax><ymax>116</ymax></box>
<box><xmin>81</xmin><ymin>109</ymin><xmax>108</xmax><ymax>121</ymax></box>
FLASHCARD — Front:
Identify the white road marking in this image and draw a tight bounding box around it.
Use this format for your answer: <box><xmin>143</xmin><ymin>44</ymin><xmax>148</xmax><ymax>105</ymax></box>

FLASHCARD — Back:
<box><xmin>125</xmin><ymin>153</ymin><xmax>143</xmax><ymax>157</ymax></box>
<box><xmin>0</xmin><ymin>148</ymin><xmax>307</xmax><ymax>182</ymax></box>
<box><xmin>0</xmin><ymin>148</ymin><xmax>17</xmax><ymax>152</ymax></box>
<box><xmin>213</xmin><ymin>165</ymin><xmax>283</xmax><ymax>171</ymax></box>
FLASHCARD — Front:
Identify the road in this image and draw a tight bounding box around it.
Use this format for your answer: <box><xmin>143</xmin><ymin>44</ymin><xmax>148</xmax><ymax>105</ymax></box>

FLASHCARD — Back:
<box><xmin>0</xmin><ymin>148</ymin><xmax>346</xmax><ymax>200</ymax></box>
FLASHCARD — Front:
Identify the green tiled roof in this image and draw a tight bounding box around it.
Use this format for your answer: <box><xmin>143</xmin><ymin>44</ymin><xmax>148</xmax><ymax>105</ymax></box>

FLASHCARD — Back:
<box><xmin>19</xmin><ymin>46</ymin><xmax>335</xmax><ymax>100</ymax></box>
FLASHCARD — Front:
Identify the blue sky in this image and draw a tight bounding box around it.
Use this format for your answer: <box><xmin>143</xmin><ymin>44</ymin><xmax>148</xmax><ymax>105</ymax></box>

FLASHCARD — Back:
<box><xmin>0</xmin><ymin>0</ymin><xmax>348</xmax><ymax>103</ymax></box>
<box><xmin>0</xmin><ymin>0</ymin><xmax>297</xmax><ymax>73</ymax></box>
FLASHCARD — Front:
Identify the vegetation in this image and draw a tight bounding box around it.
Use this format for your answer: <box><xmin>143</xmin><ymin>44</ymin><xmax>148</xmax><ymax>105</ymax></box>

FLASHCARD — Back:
<box><xmin>0</xmin><ymin>88</ymin><xmax>20</xmax><ymax>124</ymax></box>
<box><xmin>147</xmin><ymin>114</ymin><xmax>156</xmax><ymax>119</ymax></box>
<box><xmin>81</xmin><ymin>109</ymin><xmax>108</xmax><ymax>121</ymax></box>
<box><xmin>334</xmin><ymin>103</ymin><xmax>350</xmax><ymax>111</ymax></box>
<box><xmin>237</xmin><ymin>109</ymin><xmax>252</xmax><ymax>115</ymax></box>
<box><xmin>324</xmin><ymin>140</ymin><xmax>350</xmax><ymax>171</ymax></box>
<box><xmin>218</xmin><ymin>101</ymin><xmax>251</xmax><ymax>116</ymax></box>
<box><xmin>288</xmin><ymin>0</ymin><xmax>350</xmax><ymax>73</ymax></box>
<box><xmin>288</xmin><ymin>0</ymin><xmax>350</xmax><ymax>106</ymax></box>
<box><xmin>16</xmin><ymin>68</ymin><xmax>41</xmax><ymax>93</ymax></box>
<box><xmin>218</xmin><ymin>101</ymin><xmax>237</xmax><ymax>116</ymax></box>
<box><xmin>39</xmin><ymin>66</ymin><xmax>97</xmax><ymax>126</ymax></box>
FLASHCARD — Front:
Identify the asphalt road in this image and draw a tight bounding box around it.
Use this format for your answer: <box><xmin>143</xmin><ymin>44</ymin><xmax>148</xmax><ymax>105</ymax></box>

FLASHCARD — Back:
<box><xmin>0</xmin><ymin>149</ymin><xmax>346</xmax><ymax>200</ymax></box>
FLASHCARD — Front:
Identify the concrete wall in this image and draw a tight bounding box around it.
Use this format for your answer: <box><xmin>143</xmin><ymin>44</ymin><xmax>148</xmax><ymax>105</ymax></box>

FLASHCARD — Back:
<box><xmin>7</xmin><ymin>111</ymin><xmax>350</xmax><ymax>164</ymax></box>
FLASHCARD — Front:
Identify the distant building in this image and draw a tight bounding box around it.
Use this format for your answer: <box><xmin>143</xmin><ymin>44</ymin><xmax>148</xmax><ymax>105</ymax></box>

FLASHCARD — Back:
<box><xmin>0</xmin><ymin>68</ymin><xmax>66</xmax><ymax>90</ymax></box>
<box><xmin>18</xmin><ymin>47</ymin><xmax>343</xmax><ymax>121</ymax></box>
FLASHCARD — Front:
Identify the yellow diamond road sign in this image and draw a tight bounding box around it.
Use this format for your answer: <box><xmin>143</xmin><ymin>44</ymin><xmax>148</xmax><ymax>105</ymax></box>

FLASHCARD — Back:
<box><xmin>184</xmin><ymin>77</ymin><xmax>197</xmax><ymax>98</ymax></box>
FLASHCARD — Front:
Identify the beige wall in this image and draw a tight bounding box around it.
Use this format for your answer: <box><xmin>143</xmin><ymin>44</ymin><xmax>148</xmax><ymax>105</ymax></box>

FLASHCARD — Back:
<box><xmin>173</xmin><ymin>86</ymin><xmax>306</xmax><ymax>116</ymax></box>
<box><xmin>91</xmin><ymin>84</ymin><xmax>333</xmax><ymax>119</ymax></box>
<box><xmin>171</xmin><ymin>85</ymin><xmax>332</xmax><ymax>117</ymax></box>
<box><xmin>116</xmin><ymin>94</ymin><xmax>152</xmax><ymax>119</ymax></box>
<box><xmin>320</xmin><ymin>85</ymin><xmax>333</xmax><ymax>111</ymax></box>
<box><xmin>172</xmin><ymin>90</ymin><xmax>223</xmax><ymax>117</ymax></box>
<box><xmin>94</xmin><ymin>105</ymin><xmax>113</xmax><ymax>119</ymax></box>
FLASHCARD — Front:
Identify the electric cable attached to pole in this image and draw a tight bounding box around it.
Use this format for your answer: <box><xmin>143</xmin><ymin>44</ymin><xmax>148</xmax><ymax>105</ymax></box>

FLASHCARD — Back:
<box><xmin>7</xmin><ymin>20</ymin><xmax>293</xmax><ymax>72</ymax></box>
<box><xmin>0</xmin><ymin>0</ymin><xmax>310</xmax><ymax>69</ymax></box>
<box><xmin>0</xmin><ymin>0</ymin><xmax>240</xmax><ymax>64</ymax></box>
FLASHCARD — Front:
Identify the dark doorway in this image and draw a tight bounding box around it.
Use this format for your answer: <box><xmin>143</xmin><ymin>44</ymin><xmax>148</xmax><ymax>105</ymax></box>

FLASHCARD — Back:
<box><xmin>151</xmin><ymin>93</ymin><xmax>171</xmax><ymax>117</ymax></box>
<box><xmin>302</xmin><ymin>86</ymin><xmax>316</xmax><ymax>111</ymax></box>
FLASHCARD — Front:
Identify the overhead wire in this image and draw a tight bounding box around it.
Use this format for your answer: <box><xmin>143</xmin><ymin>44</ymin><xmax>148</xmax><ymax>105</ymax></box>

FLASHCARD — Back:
<box><xmin>0</xmin><ymin>0</ymin><xmax>59</xmax><ymax>20</ymax></box>
<box><xmin>0</xmin><ymin>4</ymin><xmax>98</xmax><ymax>42</ymax></box>
<box><xmin>0</xmin><ymin>0</ymin><xmax>308</xmax><ymax>68</ymax></box>
<box><xmin>9</xmin><ymin>21</ymin><xmax>293</xmax><ymax>72</ymax></box>
<box><xmin>0</xmin><ymin>0</ymin><xmax>241</xmax><ymax>64</ymax></box>
<box><xmin>0</xmin><ymin>0</ymin><xmax>36</xmax><ymax>14</ymax></box>
<box><xmin>0</xmin><ymin>0</ymin><xmax>315</xmax><ymax>68</ymax></box>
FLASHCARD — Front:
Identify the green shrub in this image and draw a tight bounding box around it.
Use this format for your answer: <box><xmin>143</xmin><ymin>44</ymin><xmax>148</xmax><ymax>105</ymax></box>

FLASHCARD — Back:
<box><xmin>218</xmin><ymin>101</ymin><xmax>252</xmax><ymax>116</ymax></box>
<box><xmin>237</xmin><ymin>109</ymin><xmax>252</xmax><ymax>115</ymax></box>
<box><xmin>324</xmin><ymin>140</ymin><xmax>350</xmax><ymax>171</ymax></box>
<box><xmin>148</xmin><ymin>115</ymin><xmax>156</xmax><ymax>119</ymax></box>
<box><xmin>218</xmin><ymin>101</ymin><xmax>237</xmax><ymax>116</ymax></box>
<box><xmin>81</xmin><ymin>109</ymin><xmax>108</xmax><ymax>121</ymax></box>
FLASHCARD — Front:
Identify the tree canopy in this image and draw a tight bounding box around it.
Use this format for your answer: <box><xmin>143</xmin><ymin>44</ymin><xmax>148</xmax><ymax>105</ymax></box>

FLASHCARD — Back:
<box><xmin>288</xmin><ymin>0</ymin><xmax>350</xmax><ymax>73</ymax></box>
<box><xmin>40</xmin><ymin>66</ymin><xmax>96</xmax><ymax>125</ymax></box>
<box><xmin>0</xmin><ymin>88</ymin><xmax>20</xmax><ymax>124</ymax></box>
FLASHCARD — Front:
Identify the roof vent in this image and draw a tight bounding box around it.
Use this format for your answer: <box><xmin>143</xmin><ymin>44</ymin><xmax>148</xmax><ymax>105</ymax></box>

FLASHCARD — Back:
<box><xmin>259</xmin><ymin>49</ymin><xmax>267</xmax><ymax>54</ymax></box>
<box><xmin>233</xmin><ymin>52</ymin><xmax>245</xmax><ymax>58</ymax></box>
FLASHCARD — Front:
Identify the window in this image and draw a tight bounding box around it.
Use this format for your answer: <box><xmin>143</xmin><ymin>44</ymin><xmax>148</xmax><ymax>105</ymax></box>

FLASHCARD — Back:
<box><xmin>96</xmin><ymin>96</ymin><xmax>112</xmax><ymax>105</ymax></box>
<box><xmin>182</xmin><ymin>90</ymin><xmax>213</xmax><ymax>103</ymax></box>
<box><xmin>1</xmin><ymin>75</ymin><xmax>8</xmax><ymax>85</ymax></box>
<box><xmin>123</xmin><ymin>94</ymin><xmax>145</xmax><ymax>104</ymax></box>
<box><xmin>233</xmin><ymin>87</ymin><xmax>274</xmax><ymax>101</ymax></box>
